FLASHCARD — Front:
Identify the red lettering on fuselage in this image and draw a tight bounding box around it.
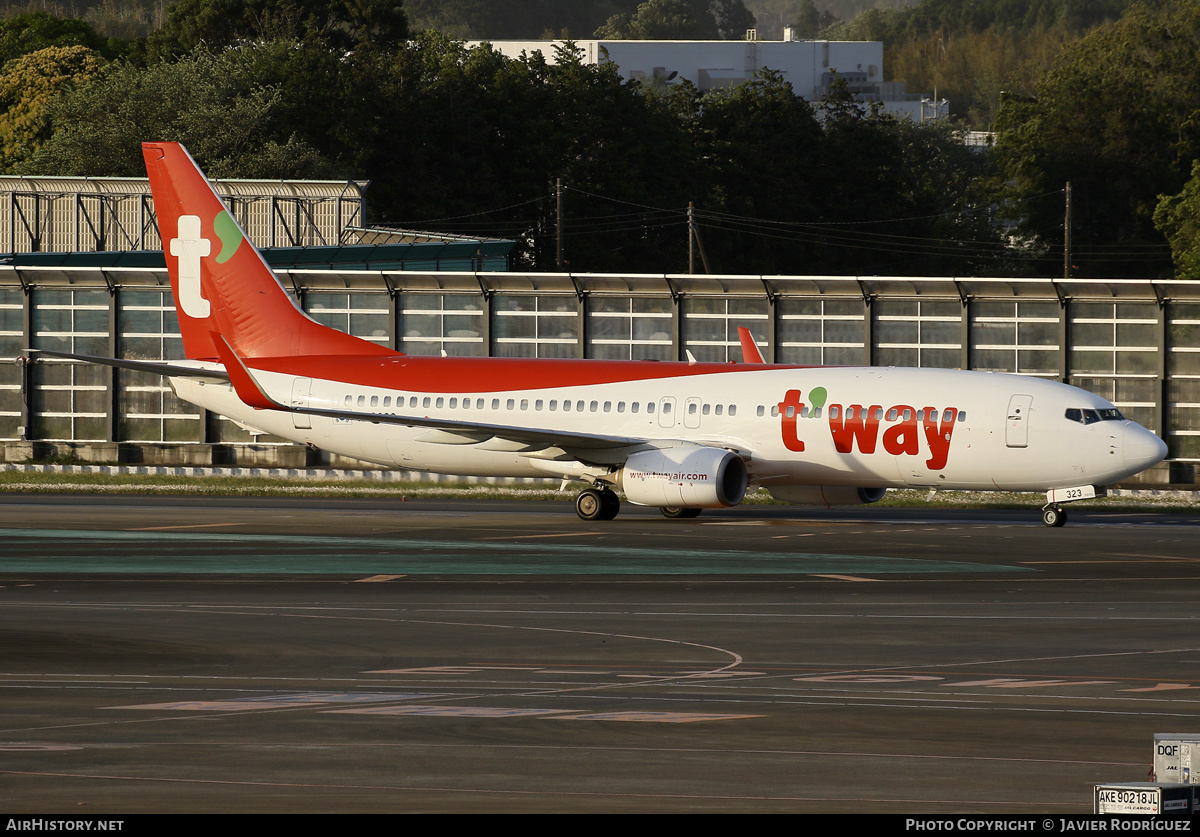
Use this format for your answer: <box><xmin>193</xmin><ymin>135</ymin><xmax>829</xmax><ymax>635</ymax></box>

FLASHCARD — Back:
<box><xmin>823</xmin><ymin>402</ymin><xmax>960</xmax><ymax>470</ymax></box>
<box><xmin>778</xmin><ymin>389</ymin><xmax>806</xmax><ymax>452</ymax></box>
<box><xmin>922</xmin><ymin>406</ymin><xmax>958</xmax><ymax>470</ymax></box>
<box><xmin>882</xmin><ymin>405</ymin><xmax>919</xmax><ymax>456</ymax></box>
<box><xmin>828</xmin><ymin>404</ymin><xmax>881</xmax><ymax>454</ymax></box>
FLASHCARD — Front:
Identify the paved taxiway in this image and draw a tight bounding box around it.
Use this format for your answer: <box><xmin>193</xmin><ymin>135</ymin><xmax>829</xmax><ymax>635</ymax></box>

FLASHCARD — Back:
<box><xmin>1</xmin><ymin>494</ymin><xmax>1198</xmax><ymax>813</ymax></box>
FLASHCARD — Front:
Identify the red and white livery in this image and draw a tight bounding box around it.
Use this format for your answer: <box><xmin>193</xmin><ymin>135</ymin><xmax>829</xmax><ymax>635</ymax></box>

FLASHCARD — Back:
<box><xmin>40</xmin><ymin>143</ymin><xmax>1168</xmax><ymax>526</ymax></box>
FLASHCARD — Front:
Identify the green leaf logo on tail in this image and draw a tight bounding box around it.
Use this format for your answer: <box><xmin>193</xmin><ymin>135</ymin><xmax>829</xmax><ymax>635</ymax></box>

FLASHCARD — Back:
<box><xmin>213</xmin><ymin>210</ymin><xmax>243</xmax><ymax>264</ymax></box>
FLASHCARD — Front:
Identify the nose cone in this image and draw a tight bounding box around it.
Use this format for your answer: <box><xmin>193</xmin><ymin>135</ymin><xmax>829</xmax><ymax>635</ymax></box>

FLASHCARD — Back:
<box><xmin>1124</xmin><ymin>425</ymin><xmax>1168</xmax><ymax>474</ymax></box>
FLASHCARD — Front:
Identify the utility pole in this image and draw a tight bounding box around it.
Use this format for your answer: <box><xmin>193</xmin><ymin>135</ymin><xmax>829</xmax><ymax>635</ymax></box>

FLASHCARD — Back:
<box><xmin>688</xmin><ymin>202</ymin><xmax>711</xmax><ymax>274</ymax></box>
<box><xmin>1063</xmin><ymin>181</ymin><xmax>1072</xmax><ymax>280</ymax></box>
<box><xmin>688</xmin><ymin>202</ymin><xmax>694</xmax><ymax>274</ymax></box>
<box><xmin>556</xmin><ymin>178</ymin><xmax>563</xmax><ymax>272</ymax></box>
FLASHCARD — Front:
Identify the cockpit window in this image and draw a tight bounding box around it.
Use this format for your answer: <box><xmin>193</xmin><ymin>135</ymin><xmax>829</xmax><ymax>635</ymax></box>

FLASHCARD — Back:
<box><xmin>1065</xmin><ymin>407</ymin><xmax>1125</xmax><ymax>424</ymax></box>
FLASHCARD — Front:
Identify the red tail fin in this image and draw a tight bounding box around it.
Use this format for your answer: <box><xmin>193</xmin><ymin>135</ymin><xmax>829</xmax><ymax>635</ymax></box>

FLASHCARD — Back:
<box><xmin>143</xmin><ymin>142</ymin><xmax>392</xmax><ymax>361</ymax></box>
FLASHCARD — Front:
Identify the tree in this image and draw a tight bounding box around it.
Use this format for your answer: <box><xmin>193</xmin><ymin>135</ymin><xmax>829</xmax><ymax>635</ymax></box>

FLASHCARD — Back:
<box><xmin>22</xmin><ymin>48</ymin><xmax>343</xmax><ymax>179</ymax></box>
<box><xmin>144</xmin><ymin>0</ymin><xmax>408</xmax><ymax>61</ymax></box>
<box><xmin>994</xmin><ymin>0</ymin><xmax>1200</xmax><ymax>278</ymax></box>
<box><xmin>0</xmin><ymin>12</ymin><xmax>117</xmax><ymax>64</ymax></box>
<box><xmin>0</xmin><ymin>45</ymin><xmax>104</xmax><ymax>172</ymax></box>
<box><xmin>1155</xmin><ymin>161</ymin><xmax>1200</xmax><ymax>280</ymax></box>
<box><xmin>594</xmin><ymin>0</ymin><xmax>752</xmax><ymax>39</ymax></box>
<box><xmin>792</xmin><ymin>0</ymin><xmax>836</xmax><ymax>38</ymax></box>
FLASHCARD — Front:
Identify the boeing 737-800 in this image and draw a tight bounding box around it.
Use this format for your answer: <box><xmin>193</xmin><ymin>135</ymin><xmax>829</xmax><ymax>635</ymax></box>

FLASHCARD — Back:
<box><xmin>33</xmin><ymin>143</ymin><xmax>1168</xmax><ymax>526</ymax></box>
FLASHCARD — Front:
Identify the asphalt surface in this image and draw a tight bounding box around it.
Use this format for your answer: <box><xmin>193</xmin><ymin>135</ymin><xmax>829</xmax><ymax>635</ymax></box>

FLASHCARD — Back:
<box><xmin>1</xmin><ymin>494</ymin><xmax>1198</xmax><ymax>813</ymax></box>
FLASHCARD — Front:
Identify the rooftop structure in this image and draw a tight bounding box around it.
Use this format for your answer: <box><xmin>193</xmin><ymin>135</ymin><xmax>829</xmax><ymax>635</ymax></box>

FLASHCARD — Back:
<box><xmin>471</xmin><ymin>30</ymin><xmax>945</xmax><ymax>121</ymax></box>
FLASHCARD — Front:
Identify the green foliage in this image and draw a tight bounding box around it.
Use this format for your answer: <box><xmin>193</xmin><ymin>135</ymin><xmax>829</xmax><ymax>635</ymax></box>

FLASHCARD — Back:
<box><xmin>21</xmin><ymin>48</ymin><xmax>343</xmax><ymax>178</ymax></box>
<box><xmin>403</xmin><ymin>1</ymin><xmax>643</xmax><ymax>39</ymax></box>
<box><xmin>0</xmin><ymin>11</ymin><xmax>117</xmax><ymax>63</ymax></box>
<box><xmin>144</xmin><ymin>0</ymin><xmax>409</xmax><ymax>61</ymax></box>
<box><xmin>1155</xmin><ymin>161</ymin><xmax>1200</xmax><ymax>280</ymax></box>
<box><xmin>0</xmin><ymin>44</ymin><xmax>104</xmax><ymax>172</ymax></box>
<box><xmin>823</xmin><ymin>0</ymin><xmax>1135</xmax><ymax>126</ymax></box>
<box><xmin>595</xmin><ymin>0</ymin><xmax>752</xmax><ymax>39</ymax></box>
<box><xmin>792</xmin><ymin>0</ymin><xmax>838</xmax><ymax>38</ymax></box>
<box><xmin>995</xmin><ymin>0</ymin><xmax>1200</xmax><ymax>278</ymax></box>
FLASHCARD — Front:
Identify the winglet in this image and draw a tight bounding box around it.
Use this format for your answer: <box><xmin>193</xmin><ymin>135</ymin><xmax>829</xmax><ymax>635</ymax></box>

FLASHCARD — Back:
<box><xmin>211</xmin><ymin>332</ymin><xmax>282</xmax><ymax>411</ymax></box>
<box><xmin>738</xmin><ymin>327</ymin><xmax>765</xmax><ymax>364</ymax></box>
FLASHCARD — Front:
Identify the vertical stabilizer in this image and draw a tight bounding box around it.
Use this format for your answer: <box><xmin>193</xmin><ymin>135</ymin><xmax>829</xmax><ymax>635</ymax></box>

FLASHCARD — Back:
<box><xmin>143</xmin><ymin>142</ymin><xmax>393</xmax><ymax>361</ymax></box>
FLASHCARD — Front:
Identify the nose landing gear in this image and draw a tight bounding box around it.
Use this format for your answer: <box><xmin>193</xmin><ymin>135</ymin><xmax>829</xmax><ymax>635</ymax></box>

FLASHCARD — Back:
<box><xmin>1041</xmin><ymin>506</ymin><xmax>1067</xmax><ymax>528</ymax></box>
<box><xmin>1039</xmin><ymin>484</ymin><xmax>1102</xmax><ymax>527</ymax></box>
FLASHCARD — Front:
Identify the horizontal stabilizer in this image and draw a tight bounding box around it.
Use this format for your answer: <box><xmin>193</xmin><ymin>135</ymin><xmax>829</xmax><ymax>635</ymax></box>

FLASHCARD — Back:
<box><xmin>26</xmin><ymin>349</ymin><xmax>229</xmax><ymax>381</ymax></box>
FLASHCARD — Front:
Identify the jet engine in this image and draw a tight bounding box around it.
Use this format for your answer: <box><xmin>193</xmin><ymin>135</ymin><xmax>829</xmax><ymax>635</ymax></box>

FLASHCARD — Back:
<box><xmin>615</xmin><ymin>446</ymin><xmax>748</xmax><ymax>508</ymax></box>
<box><xmin>768</xmin><ymin>486</ymin><xmax>887</xmax><ymax>506</ymax></box>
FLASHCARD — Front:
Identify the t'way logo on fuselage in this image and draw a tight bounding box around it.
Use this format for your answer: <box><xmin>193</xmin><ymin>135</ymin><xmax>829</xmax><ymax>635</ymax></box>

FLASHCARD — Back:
<box><xmin>778</xmin><ymin>389</ymin><xmax>960</xmax><ymax>470</ymax></box>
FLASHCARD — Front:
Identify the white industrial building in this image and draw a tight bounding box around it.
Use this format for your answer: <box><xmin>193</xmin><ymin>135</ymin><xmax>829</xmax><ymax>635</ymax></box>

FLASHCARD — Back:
<box><xmin>471</xmin><ymin>30</ymin><xmax>944</xmax><ymax>121</ymax></box>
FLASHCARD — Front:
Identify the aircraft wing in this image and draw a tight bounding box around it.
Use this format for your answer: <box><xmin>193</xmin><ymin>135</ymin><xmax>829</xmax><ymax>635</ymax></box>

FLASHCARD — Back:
<box><xmin>34</xmin><ymin>344</ymin><xmax>741</xmax><ymax>464</ymax></box>
<box><xmin>209</xmin><ymin>337</ymin><xmax>735</xmax><ymax>463</ymax></box>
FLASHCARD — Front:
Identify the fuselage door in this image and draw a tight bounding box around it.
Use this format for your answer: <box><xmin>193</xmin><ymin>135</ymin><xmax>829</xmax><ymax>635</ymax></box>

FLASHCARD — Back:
<box><xmin>1006</xmin><ymin>394</ymin><xmax>1033</xmax><ymax>448</ymax></box>
<box><xmin>291</xmin><ymin>377</ymin><xmax>313</xmax><ymax>430</ymax></box>
<box><xmin>658</xmin><ymin>396</ymin><xmax>677</xmax><ymax>429</ymax></box>
<box><xmin>683</xmin><ymin>397</ymin><xmax>702</xmax><ymax>429</ymax></box>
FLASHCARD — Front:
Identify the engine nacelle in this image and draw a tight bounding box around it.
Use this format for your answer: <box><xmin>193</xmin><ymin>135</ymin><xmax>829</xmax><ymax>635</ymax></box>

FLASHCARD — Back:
<box><xmin>616</xmin><ymin>446</ymin><xmax>748</xmax><ymax>508</ymax></box>
<box><xmin>768</xmin><ymin>486</ymin><xmax>887</xmax><ymax>506</ymax></box>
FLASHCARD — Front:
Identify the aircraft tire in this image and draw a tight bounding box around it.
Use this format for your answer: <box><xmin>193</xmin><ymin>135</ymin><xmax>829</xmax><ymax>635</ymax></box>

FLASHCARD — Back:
<box><xmin>661</xmin><ymin>506</ymin><xmax>702</xmax><ymax>519</ymax></box>
<box><xmin>1041</xmin><ymin>507</ymin><xmax>1067</xmax><ymax>528</ymax></box>
<box><xmin>576</xmin><ymin>488</ymin><xmax>620</xmax><ymax>521</ymax></box>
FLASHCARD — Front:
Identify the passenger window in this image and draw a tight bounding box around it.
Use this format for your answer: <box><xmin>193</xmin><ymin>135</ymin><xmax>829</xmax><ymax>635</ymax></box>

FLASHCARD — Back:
<box><xmin>729</xmin><ymin>405</ymin><xmax>736</xmax><ymax>416</ymax></box>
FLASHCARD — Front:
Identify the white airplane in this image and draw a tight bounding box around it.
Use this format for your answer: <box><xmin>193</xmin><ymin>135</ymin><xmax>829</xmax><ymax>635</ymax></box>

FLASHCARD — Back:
<box><xmin>35</xmin><ymin>143</ymin><xmax>1168</xmax><ymax>527</ymax></box>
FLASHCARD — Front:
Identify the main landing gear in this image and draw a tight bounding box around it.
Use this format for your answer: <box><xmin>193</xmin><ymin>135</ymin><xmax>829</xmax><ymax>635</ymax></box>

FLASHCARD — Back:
<box><xmin>572</xmin><ymin>488</ymin><xmax>705</xmax><ymax>521</ymax></box>
<box><xmin>575</xmin><ymin>486</ymin><xmax>620</xmax><ymax>521</ymax></box>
